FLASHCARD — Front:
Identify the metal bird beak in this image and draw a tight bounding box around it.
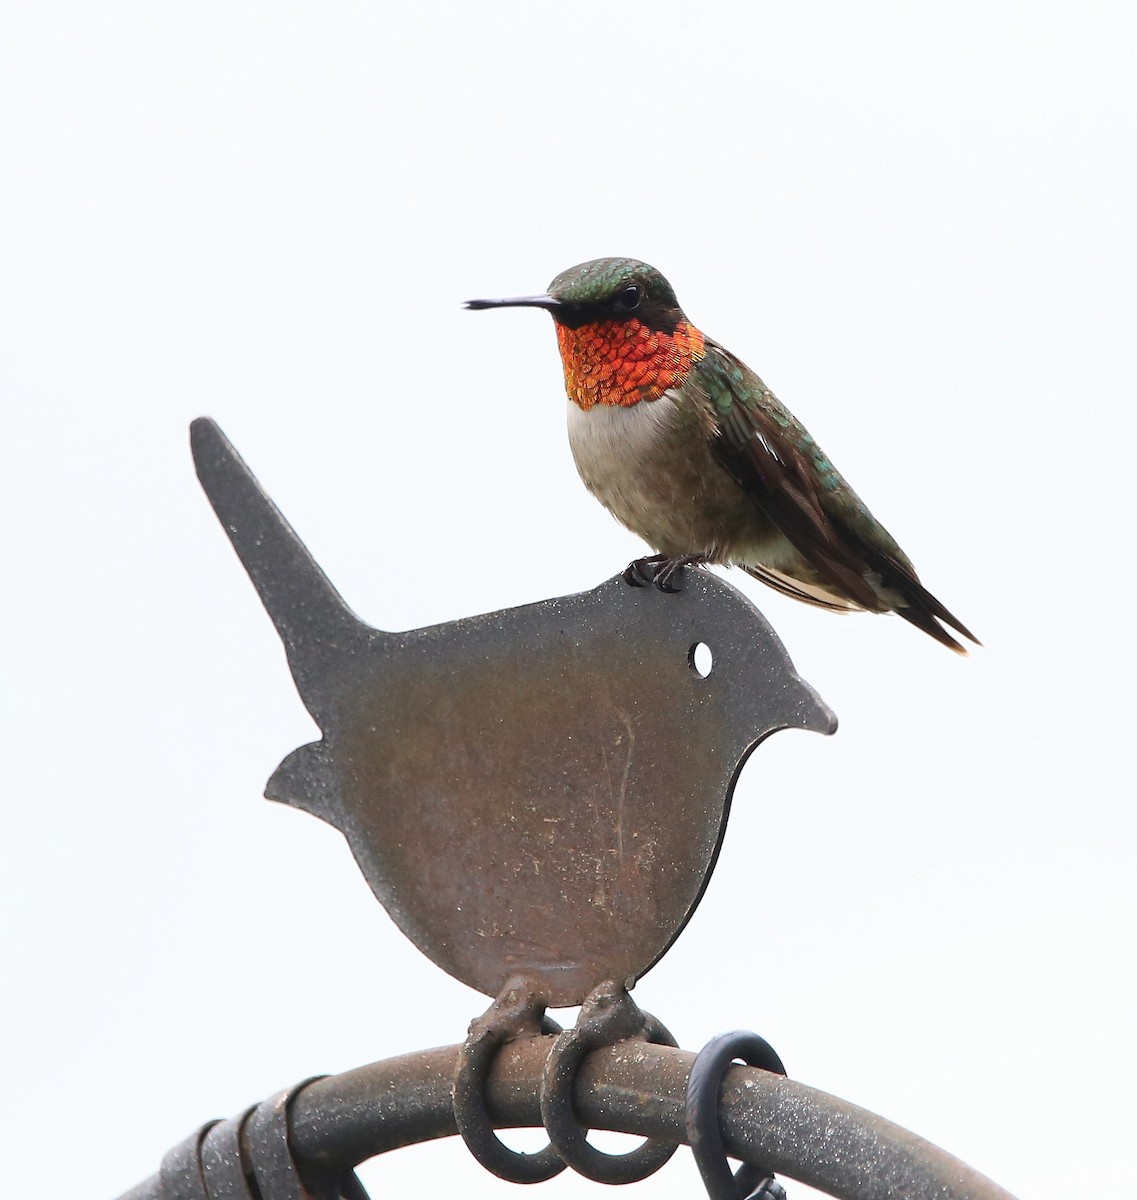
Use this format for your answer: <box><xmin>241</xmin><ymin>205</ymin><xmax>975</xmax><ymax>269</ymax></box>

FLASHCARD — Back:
<box><xmin>464</xmin><ymin>294</ymin><xmax>562</xmax><ymax>312</ymax></box>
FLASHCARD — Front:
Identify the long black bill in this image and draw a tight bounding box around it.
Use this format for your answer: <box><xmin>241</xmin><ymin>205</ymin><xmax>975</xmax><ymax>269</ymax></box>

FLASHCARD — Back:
<box><xmin>464</xmin><ymin>294</ymin><xmax>562</xmax><ymax>312</ymax></box>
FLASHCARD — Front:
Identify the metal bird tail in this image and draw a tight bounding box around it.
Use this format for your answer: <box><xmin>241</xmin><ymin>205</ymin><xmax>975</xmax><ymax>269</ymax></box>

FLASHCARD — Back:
<box><xmin>190</xmin><ymin>417</ymin><xmax>368</xmax><ymax>725</ymax></box>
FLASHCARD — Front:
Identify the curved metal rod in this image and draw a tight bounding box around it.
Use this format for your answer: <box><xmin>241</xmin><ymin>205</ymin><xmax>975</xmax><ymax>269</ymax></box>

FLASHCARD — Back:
<box><xmin>115</xmin><ymin>1036</ymin><xmax>1018</xmax><ymax>1200</ymax></box>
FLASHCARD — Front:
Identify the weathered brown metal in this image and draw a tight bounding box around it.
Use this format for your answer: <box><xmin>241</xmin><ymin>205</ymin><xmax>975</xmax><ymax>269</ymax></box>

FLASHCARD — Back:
<box><xmin>191</xmin><ymin>418</ymin><xmax>836</xmax><ymax>1006</ymax></box>
<box><xmin>452</xmin><ymin>975</ymin><xmax>567</xmax><ymax>1183</ymax></box>
<box><xmin>537</xmin><ymin>979</ymin><xmax>678</xmax><ymax>1183</ymax></box>
<box><xmin>115</xmin><ymin>1037</ymin><xmax>1020</xmax><ymax>1200</ymax></box>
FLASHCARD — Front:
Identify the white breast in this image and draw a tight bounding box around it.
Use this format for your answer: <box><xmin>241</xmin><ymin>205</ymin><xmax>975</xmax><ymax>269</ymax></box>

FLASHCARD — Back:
<box><xmin>566</xmin><ymin>395</ymin><xmax>676</xmax><ymax>489</ymax></box>
<box><xmin>565</xmin><ymin>394</ymin><xmax>757</xmax><ymax>559</ymax></box>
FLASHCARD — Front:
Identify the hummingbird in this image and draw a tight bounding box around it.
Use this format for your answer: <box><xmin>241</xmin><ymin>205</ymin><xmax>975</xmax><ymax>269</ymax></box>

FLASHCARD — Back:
<box><xmin>466</xmin><ymin>257</ymin><xmax>978</xmax><ymax>654</ymax></box>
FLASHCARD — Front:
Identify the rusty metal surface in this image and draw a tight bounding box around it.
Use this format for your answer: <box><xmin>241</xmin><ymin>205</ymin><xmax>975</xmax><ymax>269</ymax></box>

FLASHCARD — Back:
<box><xmin>115</xmin><ymin>1037</ymin><xmax>1020</xmax><ymax>1200</ymax></box>
<box><xmin>191</xmin><ymin>418</ymin><xmax>836</xmax><ymax>1005</ymax></box>
<box><xmin>537</xmin><ymin>980</ymin><xmax>678</xmax><ymax>1183</ymax></box>
<box><xmin>453</xmin><ymin>976</ymin><xmax>567</xmax><ymax>1183</ymax></box>
<box><xmin>142</xmin><ymin>1079</ymin><xmax>367</xmax><ymax>1200</ymax></box>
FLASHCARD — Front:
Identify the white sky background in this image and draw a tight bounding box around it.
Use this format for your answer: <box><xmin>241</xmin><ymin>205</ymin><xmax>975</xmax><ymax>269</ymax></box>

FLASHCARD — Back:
<box><xmin>3</xmin><ymin>2</ymin><xmax>1135</xmax><ymax>1196</ymax></box>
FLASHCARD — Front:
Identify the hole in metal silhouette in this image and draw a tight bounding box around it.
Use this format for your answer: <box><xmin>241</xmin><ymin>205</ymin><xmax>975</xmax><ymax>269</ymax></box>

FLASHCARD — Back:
<box><xmin>191</xmin><ymin>417</ymin><xmax>836</xmax><ymax>1007</ymax></box>
<box><xmin>690</xmin><ymin>642</ymin><xmax>714</xmax><ymax>678</ymax></box>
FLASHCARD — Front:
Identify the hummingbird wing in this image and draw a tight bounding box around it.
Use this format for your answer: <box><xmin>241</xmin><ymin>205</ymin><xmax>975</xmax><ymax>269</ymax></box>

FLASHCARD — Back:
<box><xmin>696</xmin><ymin>344</ymin><xmax>978</xmax><ymax>653</ymax></box>
<box><xmin>737</xmin><ymin>560</ymin><xmax>861</xmax><ymax>613</ymax></box>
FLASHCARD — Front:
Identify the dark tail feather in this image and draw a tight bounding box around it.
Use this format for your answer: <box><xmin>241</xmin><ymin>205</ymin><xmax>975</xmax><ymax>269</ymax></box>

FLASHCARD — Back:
<box><xmin>892</xmin><ymin>598</ymin><xmax>970</xmax><ymax>655</ymax></box>
<box><xmin>893</xmin><ymin>571</ymin><xmax>980</xmax><ymax>647</ymax></box>
<box><xmin>857</xmin><ymin>542</ymin><xmax>980</xmax><ymax>654</ymax></box>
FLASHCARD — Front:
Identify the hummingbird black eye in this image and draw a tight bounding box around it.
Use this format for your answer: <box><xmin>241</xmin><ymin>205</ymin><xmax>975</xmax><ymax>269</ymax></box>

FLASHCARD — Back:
<box><xmin>613</xmin><ymin>284</ymin><xmax>641</xmax><ymax>313</ymax></box>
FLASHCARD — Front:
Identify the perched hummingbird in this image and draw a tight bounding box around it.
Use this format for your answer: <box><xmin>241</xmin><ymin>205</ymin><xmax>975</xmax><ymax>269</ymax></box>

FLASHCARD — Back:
<box><xmin>467</xmin><ymin>257</ymin><xmax>977</xmax><ymax>654</ymax></box>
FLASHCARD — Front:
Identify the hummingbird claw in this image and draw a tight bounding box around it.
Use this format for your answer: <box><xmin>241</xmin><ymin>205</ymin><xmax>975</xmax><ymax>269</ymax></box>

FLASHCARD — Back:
<box><xmin>622</xmin><ymin>553</ymin><xmax>669</xmax><ymax>588</ymax></box>
<box><xmin>622</xmin><ymin>554</ymin><xmax>706</xmax><ymax>591</ymax></box>
<box><xmin>654</xmin><ymin>564</ymin><xmax>685</xmax><ymax>592</ymax></box>
<box><xmin>653</xmin><ymin>554</ymin><xmax>708</xmax><ymax>593</ymax></box>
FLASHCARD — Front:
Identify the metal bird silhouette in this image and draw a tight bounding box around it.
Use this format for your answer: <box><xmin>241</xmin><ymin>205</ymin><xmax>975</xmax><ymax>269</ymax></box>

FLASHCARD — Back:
<box><xmin>191</xmin><ymin>417</ymin><xmax>835</xmax><ymax>1005</ymax></box>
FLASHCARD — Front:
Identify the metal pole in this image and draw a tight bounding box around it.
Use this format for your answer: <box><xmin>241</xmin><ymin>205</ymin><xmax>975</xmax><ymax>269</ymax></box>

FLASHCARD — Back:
<box><xmin>115</xmin><ymin>1036</ymin><xmax>1018</xmax><ymax>1200</ymax></box>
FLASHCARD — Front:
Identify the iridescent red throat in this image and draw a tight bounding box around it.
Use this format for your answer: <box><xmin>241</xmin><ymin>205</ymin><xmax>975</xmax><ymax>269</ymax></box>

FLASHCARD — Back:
<box><xmin>554</xmin><ymin>318</ymin><xmax>706</xmax><ymax>410</ymax></box>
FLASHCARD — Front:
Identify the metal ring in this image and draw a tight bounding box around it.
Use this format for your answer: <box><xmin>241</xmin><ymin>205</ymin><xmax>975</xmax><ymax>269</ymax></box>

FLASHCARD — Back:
<box><xmin>246</xmin><ymin>1079</ymin><xmax>323</xmax><ymax>1200</ymax></box>
<box><xmin>453</xmin><ymin>979</ymin><xmax>566</xmax><ymax>1183</ymax></box>
<box><xmin>159</xmin><ymin>1121</ymin><xmax>218</xmax><ymax>1200</ymax></box>
<box><xmin>686</xmin><ymin>1031</ymin><xmax>787</xmax><ymax>1200</ymax></box>
<box><xmin>539</xmin><ymin>981</ymin><xmax>678</xmax><ymax>1184</ymax></box>
<box><xmin>335</xmin><ymin>1172</ymin><xmax>373</xmax><ymax>1200</ymax></box>
<box><xmin>244</xmin><ymin>1076</ymin><xmax>371</xmax><ymax>1200</ymax></box>
<box><xmin>200</xmin><ymin>1107</ymin><xmax>257</xmax><ymax>1199</ymax></box>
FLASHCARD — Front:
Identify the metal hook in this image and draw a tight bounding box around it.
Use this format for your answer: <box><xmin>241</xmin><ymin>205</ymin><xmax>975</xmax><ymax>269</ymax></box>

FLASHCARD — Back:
<box><xmin>686</xmin><ymin>1031</ymin><xmax>788</xmax><ymax>1200</ymax></box>
<box><xmin>452</xmin><ymin>977</ymin><xmax>566</xmax><ymax>1183</ymax></box>
<box><xmin>539</xmin><ymin>980</ymin><xmax>678</xmax><ymax>1184</ymax></box>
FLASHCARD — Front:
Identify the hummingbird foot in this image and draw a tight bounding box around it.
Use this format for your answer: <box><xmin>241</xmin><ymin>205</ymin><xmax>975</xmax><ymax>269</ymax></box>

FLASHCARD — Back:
<box><xmin>623</xmin><ymin>553</ymin><xmax>707</xmax><ymax>592</ymax></box>
<box><xmin>622</xmin><ymin>553</ymin><xmax>669</xmax><ymax>587</ymax></box>
<box><xmin>654</xmin><ymin>554</ymin><xmax>707</xmax><ymax>592</ymax></box>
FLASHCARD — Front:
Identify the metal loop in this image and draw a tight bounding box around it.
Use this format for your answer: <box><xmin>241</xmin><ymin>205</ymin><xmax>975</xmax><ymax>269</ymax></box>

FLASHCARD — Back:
<box><xmin>453</xmin><ymin>977</ymin><xmax>567</xmax><ymax>1184</ymax></box>
<box><xmin>686</xmin><ymin>1030</ymin><xmax>787</xmax><ymax>1200</ymax></box>
<box><xmin>539</xmin><ymin>980</ymin><xmax>678</xmax><ymax>1184</ymax></box>
<box><xmin>246</xmin><ymin>1080</ymin><xmax>323</xmax><ymax>1200</ymax></box>
<box><xmin>150</xmin><ymin>1086</ymin><xmax>370</xmax><ymax>1200</ymax></box>
<box><xmin>335</xmin><ymin>1173</ymin><xmax>373</xmax><ymax>1200</ymax></box>
<box><xmin>641</xmin><ymin>1011</ymin><xmax>680</xmax><ymax>1051</ymax></box>
<box><xmin>244</xmin><ymin>1077</ymin><xmax>372</xmax><ymax>1200</ymax></box>
<box><xmin>160</xmin><ymin>1122</ymin><xmax>218</xmax><ymax>1200</ymax></box>
<box><xmin>200</xmin><ymin>1107</ymin><xmax>257</xmax><ymax>1199</ymax></box>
